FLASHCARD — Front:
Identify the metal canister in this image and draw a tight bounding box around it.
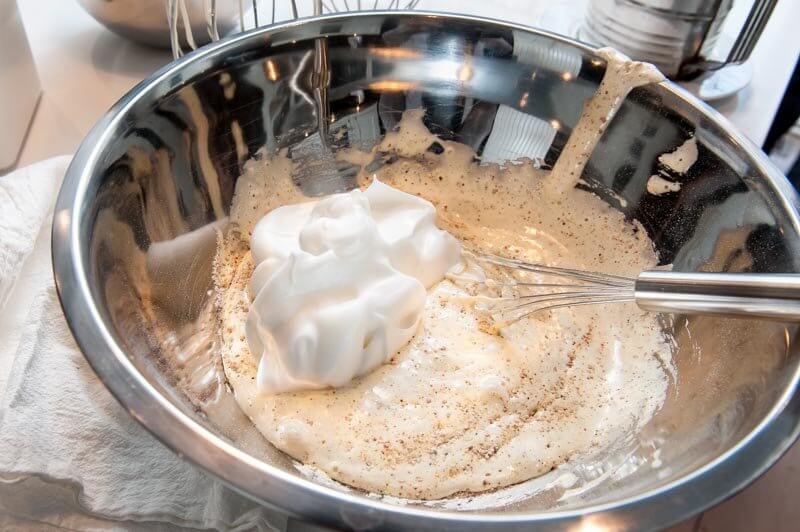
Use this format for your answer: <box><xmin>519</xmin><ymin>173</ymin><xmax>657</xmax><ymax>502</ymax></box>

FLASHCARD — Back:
<box><xmin>582</xmin><ymin>0</ymin><xmax>778</xmax><ymax>79</ymax></box>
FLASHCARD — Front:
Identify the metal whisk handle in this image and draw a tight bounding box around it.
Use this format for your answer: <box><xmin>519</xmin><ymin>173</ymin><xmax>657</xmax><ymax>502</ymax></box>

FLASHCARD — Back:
<box><xmin>635</xmin><ymin>271</ymin><xmax>800</xmax><ymax>321</ymax></box>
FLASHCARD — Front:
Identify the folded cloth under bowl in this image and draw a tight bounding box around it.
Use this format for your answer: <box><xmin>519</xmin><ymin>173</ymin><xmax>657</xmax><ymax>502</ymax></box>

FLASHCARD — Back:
<box><xmin>0</xmin><ymin>157</ymin><xmax>283</xmax><ymax>531</ymax></box>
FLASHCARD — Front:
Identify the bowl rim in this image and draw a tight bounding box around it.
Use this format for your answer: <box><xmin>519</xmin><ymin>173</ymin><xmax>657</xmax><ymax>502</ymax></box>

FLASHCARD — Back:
<box><xmin>52</xmin><ymin>10</ymin><xmax>800</xmax><ymax>531</ymax></box>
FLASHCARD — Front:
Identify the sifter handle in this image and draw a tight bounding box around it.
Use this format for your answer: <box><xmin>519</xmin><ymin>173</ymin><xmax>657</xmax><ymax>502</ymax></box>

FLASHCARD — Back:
<box><xmin>681</xmin><ymin>0</ymin><xmax>779</xmax><ymax>77</ymax></box>
<box><xmin>726</xmin><ymin>0</ymin><xmax>779</xmax><ymax>65</ymax></box>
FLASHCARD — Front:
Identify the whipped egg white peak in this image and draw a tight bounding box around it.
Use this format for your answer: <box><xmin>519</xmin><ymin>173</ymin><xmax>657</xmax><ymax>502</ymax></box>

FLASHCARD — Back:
<box><xmin>245</xmin><ymin>179</ymin><xmax>462</xmax><ymax>393</ymax></box>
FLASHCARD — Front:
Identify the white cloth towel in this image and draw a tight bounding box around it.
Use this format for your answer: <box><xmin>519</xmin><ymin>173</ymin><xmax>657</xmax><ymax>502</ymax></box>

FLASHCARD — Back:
<box><xmin>0</xmin><ymin>157</ymin><xmax>285</xmax><ymax>531</ymax></box>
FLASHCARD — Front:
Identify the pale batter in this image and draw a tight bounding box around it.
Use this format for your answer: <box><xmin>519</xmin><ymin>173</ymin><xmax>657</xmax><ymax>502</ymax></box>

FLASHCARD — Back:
<box><xmin>213</xmin><ymin>51</ymin><xmax>673</xmax><ymax>499</ymax></box>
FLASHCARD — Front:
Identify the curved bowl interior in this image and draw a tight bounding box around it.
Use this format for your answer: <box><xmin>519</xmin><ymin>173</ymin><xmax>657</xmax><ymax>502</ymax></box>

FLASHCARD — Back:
<box><xmin>53</xmin><ymin>11</ymin><xmax>800</xmax><ymax>531</ymax></box>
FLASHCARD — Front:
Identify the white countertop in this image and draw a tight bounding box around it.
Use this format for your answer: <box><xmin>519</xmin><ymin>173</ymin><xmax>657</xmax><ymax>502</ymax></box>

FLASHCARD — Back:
<box><xmin>11</xmin><ymin>0</ymin><xmax>800</xmax><ymax>172</ymax></box>
<box><xmin>14</xmin><ymin>0</ymin><xmax>174</xmax><ymax>169</ymax></box>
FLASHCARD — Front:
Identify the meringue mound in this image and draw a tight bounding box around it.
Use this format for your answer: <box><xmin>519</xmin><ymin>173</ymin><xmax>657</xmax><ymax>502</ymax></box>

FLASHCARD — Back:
<box><xmin>245</xmin><ymin>179</ymin><xmax>460</xmax><ymax>394</ymax></box>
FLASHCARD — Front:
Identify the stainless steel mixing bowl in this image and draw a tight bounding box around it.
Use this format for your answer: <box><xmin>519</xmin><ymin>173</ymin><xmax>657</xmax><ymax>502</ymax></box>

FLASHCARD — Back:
<box><xmin>52</xmin><ymin>11</ymin><xmax>800</xmax><ymax>531</ymax></box>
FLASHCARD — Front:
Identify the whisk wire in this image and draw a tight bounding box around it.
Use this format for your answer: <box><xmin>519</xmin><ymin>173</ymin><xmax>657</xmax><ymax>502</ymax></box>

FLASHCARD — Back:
<box><xmin>477</xmin><ymin>252</ymin><xmax>635</xmax><ymax>287</ymax></box>
<box><xmin>169</xmin><ymin>0</ymin><xmax>418</xmax><ymax>57</ymax></box>
<box><xmin>467</xmin><ymin>251</ymin><xmax>638</xmax><ymax>323</ymax></box>
<box><xmin>498</xmin><ymin>295</ymin><xmax>638</xmax><ymax>320</ymax></box>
